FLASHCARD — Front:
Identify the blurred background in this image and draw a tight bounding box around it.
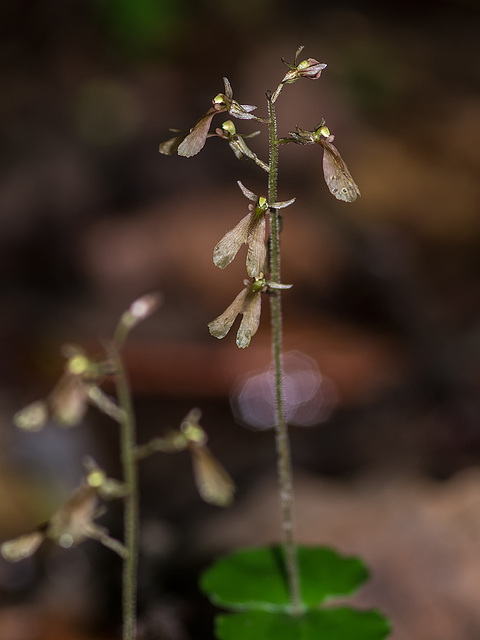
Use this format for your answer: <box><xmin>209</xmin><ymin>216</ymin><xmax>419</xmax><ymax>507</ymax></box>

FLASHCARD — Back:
<box><xmin>1</xmin><ymin>0</ymin><xmax>480</xmax><ymax>638</ymax></box>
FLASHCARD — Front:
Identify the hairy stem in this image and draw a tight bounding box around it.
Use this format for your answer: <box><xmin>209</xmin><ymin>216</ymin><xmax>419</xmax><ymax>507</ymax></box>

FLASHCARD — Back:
<box><xmin>110</xmin><ymin>345</ymin><xmax>139</xmax><ymax>640</ymax></box>
<box><xmin>267</xmin><ymin>93</ymin><xmax>302</xmax><ymax>615</ymax></box>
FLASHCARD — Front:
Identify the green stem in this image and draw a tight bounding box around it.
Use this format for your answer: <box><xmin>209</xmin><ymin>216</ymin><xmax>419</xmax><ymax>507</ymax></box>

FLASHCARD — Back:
<box><xmin>267</xmin><ymin>93</ymin><xmax>302</xmax><ymax>615</ymax></box>
<box><xmin>110</xmin><ymin>345</ymin><xmax>139</xmax><ymax>640</ymax></box>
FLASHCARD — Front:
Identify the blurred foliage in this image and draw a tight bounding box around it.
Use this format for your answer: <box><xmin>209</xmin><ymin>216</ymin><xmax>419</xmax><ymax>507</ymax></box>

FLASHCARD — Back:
<box><xmin>92</xmin><ymin>0</ymin><xmax>189</xmax><ymax>57</ymax></box>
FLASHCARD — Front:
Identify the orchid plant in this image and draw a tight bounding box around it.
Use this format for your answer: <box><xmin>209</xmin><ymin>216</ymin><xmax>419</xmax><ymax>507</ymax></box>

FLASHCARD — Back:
<box><xmin>3</xmin><ymin>47</ymin><xmax>388</xmax><ymax>640</ymax></box>
<box><xmin>5</xmin><ymin>295</ymin><xmax>235</xmax><ymax>640</ymax></box>
<box><xmin>159</xmin><ymin>47</ymin><xmax>388</xmax><ymax>640</ymax></box>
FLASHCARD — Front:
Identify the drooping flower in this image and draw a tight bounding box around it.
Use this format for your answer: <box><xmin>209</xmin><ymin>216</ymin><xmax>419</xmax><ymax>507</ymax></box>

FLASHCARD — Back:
<box><xmin>159</xmin><ymin>78</ymin><xmax>265</xmax><ymax>158</ymax></box>
<box><xmin>208</xmin><ymin>277</ymin><xmax>266</xmax><ymax>349</ymax></box>
<box><xmin>1</xmin><ymin>461</ymin><xmax>126</xmax><ymax>562</ymax></box>
<box><xmin>180</xmin><ymin>409</ymin><xmax>235</xmax><ymax>507</ymax></box>
<box><xmin>13</xmin><ymin>344</ymin><xmax>117</xmax><ymax>431</ymax></box>
<box><xmin>133</xmin><ymin>408</ymin><xmax>235</xmax><ymax>507</ymax></box>
<box><xmin>213</xmin><ymin>181</ymin><xmax>295</xmax><ymax>278</ymax></box>
<box><xmin>289</xmin><ymin>121</ymin><xmax>360</xmax><ymax>202</ymax></box>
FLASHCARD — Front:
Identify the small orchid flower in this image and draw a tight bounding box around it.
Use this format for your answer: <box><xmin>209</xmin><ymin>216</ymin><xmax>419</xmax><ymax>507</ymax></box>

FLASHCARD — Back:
<box><xmin>289</xmin><ymin>121</ymin><xmax>360</xmax><ymax>202</ymax></box>
<box><xmin>133</xmin><ymin>409</ymin><xmax>235</xmax><ymax>507</ymax></box>
<box><xmin>215</xmin><ymin>120</ymin><xmax>269</xmax><ymax>172</ymax></box>
<box><xmin>1</xmin><ymin>461</ymin><xmax>127</xmax><ymax>562</ymax></box>
<box><xmin>271</xmin><ymin>46</ymin><xmax>327</xmax><ymax>102</ymax></box>
<box><xmin>208</xmin><ymin>276</ymin><xmax>267</xmax><ymax>349</ymax></box>
<box><xmin>13</xmin><ymin>344</ymin><xmax>119</xmax><ymax>431</ymax></box>
<box><xmin>180</xmin><ymin>409</ymin><xmax>235</xmax><ymax>507</ymax></box>
<box><xmin>213</xmin><ymin>181</ymin><xmax>295</xmax><ymax>278</ymax></box>
<box><xmin>159</xmin><ymin>78</ymin><xmax>266</xmax><ymax>158</ymax></box>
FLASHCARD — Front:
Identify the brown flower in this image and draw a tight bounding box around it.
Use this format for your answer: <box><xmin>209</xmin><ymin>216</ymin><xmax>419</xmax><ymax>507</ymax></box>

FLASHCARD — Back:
<box><xmin>181</xmin><ymin>409</ymin><xmax>235</xmax><ymax>507</ymax></box>
<box><xmin>159</xmin><ymin>78</ymin><xmax>264</xmax><ymax>158</ymax></box>
<box><xmin>271</xmin><ymin>46</ymin><xmax>326</xmax><ymax>102</ymax></box>
<box><xmin>208</xmin><ymin>277</ymin><xmax>266</xmax><ymax>349</ymax></box>
<box><xmin>213</xmin><ymin>181</ymin><xmax>294</xmax><ymax>278</ymax></box>
<box><xmin>289</xmin><ymin>122</ymin><xmax>360</xmax><ymax>202</ymax></box>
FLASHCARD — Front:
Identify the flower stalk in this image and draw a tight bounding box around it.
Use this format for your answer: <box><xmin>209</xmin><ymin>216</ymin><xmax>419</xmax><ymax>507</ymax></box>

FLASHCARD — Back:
<box><xmin>267</xmin><ymin>93</ymin><xmax>302</xmax><ymax>615</ymax></box>
<box><xmin>109</xmin><ymin>343</ymin><xmax>139</xmax><ymax>640</ymax></box>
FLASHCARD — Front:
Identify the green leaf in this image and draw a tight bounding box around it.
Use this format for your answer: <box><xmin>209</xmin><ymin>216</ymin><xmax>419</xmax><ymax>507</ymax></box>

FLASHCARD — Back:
<box><xmin>201</xmin><ymin>545</ymin><xmax>369</xmax><ymax>612</ymax></box>
<box><xmin>215</xmin><ymin>608</ymin><xmax>391</xmax><ymax>640</ymax></box>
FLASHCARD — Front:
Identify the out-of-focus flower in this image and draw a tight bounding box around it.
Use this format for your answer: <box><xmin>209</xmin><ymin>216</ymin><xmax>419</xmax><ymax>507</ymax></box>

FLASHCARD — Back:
<box><xmin>213</xmin><ymin>181</ymin><xmax>295</xmax><ymax>278</ymax></box>
<box><xmin>114</xmin><ymin>292</ymin><xmax>161</xmax><ymax>348</ymax></box>
<box><xmin>271</xmin><ymin>46</ymin><xmax>326</xmax><ymax>102</ymax></box>
<box><xmin>13</xmin><ymin>345</ymin><xmax>116</xmax><ymax>431</ymax></box>
<box><xmin>215</xmin><ymin>120</ymin><xmax>269</xmax><ymax>172</ymax></box>
<box><xmin>132</xmin><ymin>409</ymin><xmax>235</xmax><ymax>507</ymax></box>
<box><xmin>180</xmin><ymin>409</ymin><xmax>235</xmax><ymax>507</ymax></box>
<box><xmin>1</xmin><ymin>462</ymin><xmax>126</xmax><ymax>562</ymax></box>
<box><xmin>159</xmin><ymin>77</ymin><xmax>265</xmax><ymax>158</ymax></box>
<box><xmin>208</xmin><ymin>276</ymin><xmax>267</xmax><ymax>349</ymax></box>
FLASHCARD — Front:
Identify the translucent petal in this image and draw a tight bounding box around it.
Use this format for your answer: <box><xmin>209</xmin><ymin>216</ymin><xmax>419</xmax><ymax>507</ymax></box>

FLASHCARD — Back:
<box><xmin>177</xmin><ymin>110</ymin><xmax>217</xmax><ymax>157</ymax></box>
<box><xmin>208</xmin><ymin>287</ymin><xmax>249</xmax><ymax>340</ymax></box>
<box><xmin>236</xmin><ymin>291</ymin><xmax>262</xmax><ymax>349</ymax></box>
<box><xmin>213</xmin><ymin>213</ymin><xmax>251</xmax><ymax>269</ymax></box>
<box><xmin>322</xmin><ymin>141</ymin><xmax>360</xmax><ymax>202</ymax></box>
<box><xmin>246</xmin><ymin>216</ymin><xmax>266</xmax><ymax>277</ymax></box>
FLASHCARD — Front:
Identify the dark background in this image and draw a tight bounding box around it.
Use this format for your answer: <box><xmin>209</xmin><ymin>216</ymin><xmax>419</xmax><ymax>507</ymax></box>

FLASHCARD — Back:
<box><xmin>1</xmin><ymin>1</ymin><xmax>480</xmax><ymax>638</ymax></box>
